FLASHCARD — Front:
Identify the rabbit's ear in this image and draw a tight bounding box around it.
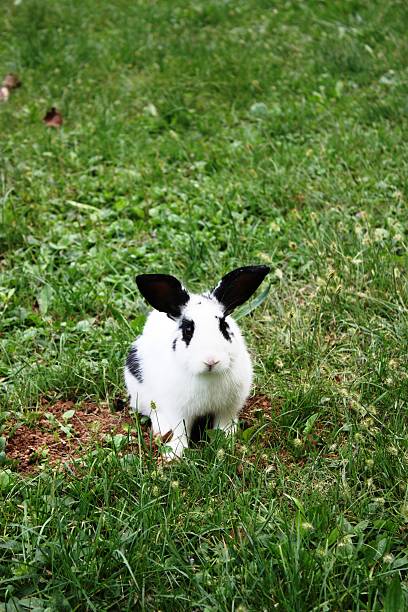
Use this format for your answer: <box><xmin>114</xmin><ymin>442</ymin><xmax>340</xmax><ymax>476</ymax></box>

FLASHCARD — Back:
<box><xmin>211</xmin><ymin>265</ymin><xmax>270</xmax><ymax>316</ymax></box>
<box><xmin>136</xmin><ymin>274</ymin><xmax>189</xmax><ymax>318</ymax></box>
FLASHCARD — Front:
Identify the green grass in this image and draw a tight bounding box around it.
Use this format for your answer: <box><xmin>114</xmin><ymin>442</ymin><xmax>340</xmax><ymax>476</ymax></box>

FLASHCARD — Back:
<box><xmin>1</xmin><ymin>0</ymin><xmax>408</xmax><ymax>609</ymax></box>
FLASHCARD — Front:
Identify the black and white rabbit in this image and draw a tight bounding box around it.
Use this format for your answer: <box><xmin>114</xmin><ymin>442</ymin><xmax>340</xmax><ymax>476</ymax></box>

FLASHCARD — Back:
<box><xmin>124</xmin><ymin>265</ymin><xmax>270</xmax><ymax>458</ymax></box>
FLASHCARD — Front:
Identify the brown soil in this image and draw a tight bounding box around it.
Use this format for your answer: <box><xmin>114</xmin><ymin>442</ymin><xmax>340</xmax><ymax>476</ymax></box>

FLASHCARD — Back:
<box><xmin>5</xmin><ymin>400</ymin><xmax>137</xmax><ymax>473</ymax></box>
<box><xmin>4</xmin><ymin>395</ymin><xmax>278</xmax><ymax>474</ymax></box>
<box><xmin>240</xmin><ymin>393</ymin><xmax>281</xmax><ymax>425</ymax></box>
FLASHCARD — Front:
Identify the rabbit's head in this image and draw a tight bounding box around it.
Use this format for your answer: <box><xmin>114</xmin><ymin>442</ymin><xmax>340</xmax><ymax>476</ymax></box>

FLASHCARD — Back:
<box><xmin>136</xmin><ymin>266</ymin><xmax>270</xmax><ymax>376</ymax></box>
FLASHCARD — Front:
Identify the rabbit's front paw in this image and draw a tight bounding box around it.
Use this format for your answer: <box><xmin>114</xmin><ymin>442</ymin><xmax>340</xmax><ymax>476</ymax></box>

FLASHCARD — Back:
<box><xmin>162</xmin><ymin>436</ymin><xmax>187</xmax><ymax>460</ymax></box>
<box><xmin>157</xmin><ymin>424</ymin><xmax>188</xmax><ymax>461</ymax></box>
<box><xmin>214</xmin><ymin>416</ymin><xmax>238</xmax><ymax>436</ymax></box>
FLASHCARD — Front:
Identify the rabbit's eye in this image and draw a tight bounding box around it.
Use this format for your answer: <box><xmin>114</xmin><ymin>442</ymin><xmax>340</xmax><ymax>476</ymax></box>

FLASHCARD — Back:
<box><xmin>180</xmin><ymin>318</ymin><xmax>195</xmax><ymax>346</ymax></box>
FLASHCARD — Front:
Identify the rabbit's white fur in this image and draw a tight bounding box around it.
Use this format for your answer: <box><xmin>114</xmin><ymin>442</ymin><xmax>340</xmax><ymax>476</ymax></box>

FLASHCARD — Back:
<box><xmin>124</xmin><ymin>266</ymin><xmax>269</xmax><ymax>458</ymax></box>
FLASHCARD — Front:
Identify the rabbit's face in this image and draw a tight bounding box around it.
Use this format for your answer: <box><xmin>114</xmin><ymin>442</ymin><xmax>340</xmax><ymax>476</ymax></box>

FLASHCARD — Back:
<box><xmin>135</xmin><ymin>265</ymin><xmax>270</xmax><ymax>376</ymax></box>
<box><xmin>172</xmin><ymin>297</ymin><xmax>235</xmax><ymax>375</ymax></box>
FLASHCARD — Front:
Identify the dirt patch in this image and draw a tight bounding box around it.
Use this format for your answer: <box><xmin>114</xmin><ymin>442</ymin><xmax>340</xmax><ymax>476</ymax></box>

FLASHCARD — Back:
<box><xmin>5</xmin><ymin>400</ymin><xmax>138</xmax><ymax>473</ymax></box>
<box><xmin>4</xmin><ymin>395</ymin><xmax>277</xmax><ymax>474</ymax></box>
<box><xmin>240</xmin><ymin>394</ymin><xmax>281</xmax><ymax>426</ymax></box>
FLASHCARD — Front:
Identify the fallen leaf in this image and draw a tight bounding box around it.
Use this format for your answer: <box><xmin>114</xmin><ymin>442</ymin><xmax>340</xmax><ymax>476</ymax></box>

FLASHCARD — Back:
<box><xmin>0</xmin><ymin>86</ymin><xmax>10</xmax><ymax>102</ymax></box>
<box><xmin>161</xmin><ymin>430</ymin><xmax>173</xmax><ymax>444</ymax></box>
<box><xmin>153</xmin><ymin>430</ymin><xmax>174</xmax><ymax>444</ymax></box>
<box><xmin>43</xmin><ymin>107</ymin><xmax>63</xmax><ymax>127</ymax></box>
<box><xmin>2</xmin><ymin>73</ymin><xmax>21</xmax><ymax>90</ymax></box>
<box><xmin>37</xmin><ymin>285</ymin><xmax>53</xmax><ymax>315</ymax></box>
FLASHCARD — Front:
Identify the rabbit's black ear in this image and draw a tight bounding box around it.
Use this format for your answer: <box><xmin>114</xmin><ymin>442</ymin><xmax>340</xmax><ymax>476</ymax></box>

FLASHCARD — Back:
<box><xmin>211</xmin><ymin>265</ymin><xmax>270</xmax><ymax>316</ymax></box>
<box><xmin>136</xmin><ymin>274</ymin><xmax>189</xmax><ymax>318</ymax></box>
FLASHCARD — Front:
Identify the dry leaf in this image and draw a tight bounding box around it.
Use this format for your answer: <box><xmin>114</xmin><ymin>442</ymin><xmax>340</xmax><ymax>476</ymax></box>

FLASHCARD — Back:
<box><xmin>2</xmin><ymin>73</ymin><xmax>21</xmax><ymax>90</ymax></box>
<box><xmin>0</xmin><ymin>86</ymin><xmax>10</xmax><ymax>102</ymax></box>
<box><xmin>161</xmin><ymin>429</ymin><xmax>174</xmax><ymax>444</ymax></box>
<box><xmin>43</xmin><ymin>107</ymin><xmax>63</xmax><ymax>127</ymax></box>
<box><xmin>154</xmin><ymin>429</ymin><xmax>173</xmax><ymax>444</ymax></box>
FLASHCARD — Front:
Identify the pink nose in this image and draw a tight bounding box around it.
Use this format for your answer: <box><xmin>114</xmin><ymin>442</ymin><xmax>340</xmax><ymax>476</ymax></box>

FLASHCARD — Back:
<box><xmin>204</xmin><ymin>358</ymin><xmax>220</xmax><ymax>369</ymax></box>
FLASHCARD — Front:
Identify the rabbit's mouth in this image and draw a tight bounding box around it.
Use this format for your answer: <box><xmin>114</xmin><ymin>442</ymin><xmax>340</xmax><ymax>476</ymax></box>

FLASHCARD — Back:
<box><xmin>199</xmin><ymin>362</ymin><xmax>228</xmax><ymax>376</ymax></box>
<box><xmin>204</xmin><ymin>358</ymin><xmax>220</xmax><ymax>372</ymax></box>
<box><xmin>185</xmin><ymin>350</ymin><xmax>231</xmax><ymax>376</ymax></box>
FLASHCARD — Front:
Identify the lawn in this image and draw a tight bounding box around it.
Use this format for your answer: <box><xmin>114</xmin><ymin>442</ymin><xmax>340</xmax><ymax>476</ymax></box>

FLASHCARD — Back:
<box><xmin>1</xmin><ymin>0</ymin><xmax>408</xmax><ymax>609</ymax></box>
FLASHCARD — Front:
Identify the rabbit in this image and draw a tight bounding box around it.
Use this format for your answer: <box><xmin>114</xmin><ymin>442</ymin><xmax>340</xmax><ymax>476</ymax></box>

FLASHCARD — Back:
<box><xmin>124</xmin><ymin>265</ymin><xmax>270</xmax><ymax>459</ymax></box>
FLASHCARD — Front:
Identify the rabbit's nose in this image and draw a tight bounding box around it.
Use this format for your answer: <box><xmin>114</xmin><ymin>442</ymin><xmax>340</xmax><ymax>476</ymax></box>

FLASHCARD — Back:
<box><xmin>204</xmin><ymin>358</ymin><xmax>220</xmax><ymax>370</ymax></box>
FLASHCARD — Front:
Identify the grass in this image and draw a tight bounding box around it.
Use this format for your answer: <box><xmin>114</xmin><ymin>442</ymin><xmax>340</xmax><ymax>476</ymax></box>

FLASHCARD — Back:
<box><xmin>1</xmin><ymin>0</ymin><xmax>408</xmax><ymax>609</ymax></box>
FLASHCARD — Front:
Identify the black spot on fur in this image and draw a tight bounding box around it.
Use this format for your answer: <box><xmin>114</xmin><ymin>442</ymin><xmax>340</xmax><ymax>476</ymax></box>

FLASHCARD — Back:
<box><xmin>190</xmin><ymin>414</ymin><xmax>215</xmax><ymax>444</ymax></box>
<box><xmin>113</xmin><ymin>397</ymin><xmax>127</xmax><ymax>411</ymax></box>
<box><xmin>180</xmin><ymin>318</ymin><xmax>195</xmax><ymax>346</ymax></box>
<box><xmin>172</xmin><ymin>338</ymin><xmax>177</xmax><ymax>351</ymax></box>
<box><xmin>126</xmin><ymin>345</ymin><xmax>143</xmax><ymax>383</ymax></box>
<box><xmin>219</xmin><ymin>316</ymin><xmax>232</xmax><ymax>342</ymax></box>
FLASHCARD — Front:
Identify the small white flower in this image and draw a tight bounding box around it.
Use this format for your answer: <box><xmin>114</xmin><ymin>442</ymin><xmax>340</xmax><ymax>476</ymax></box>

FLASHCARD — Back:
<box><xmin>144</xmin><ymin>102</ymin><xmax>158</xmax><ymax>117</ymax></box>
<box><xmin>301</xmin><ymin>522</ymin><xmax>314</xmax><ymax>532</ymax></box>
<box><xmin>361</xmin><ymin>417</ymin><xmax>374</xmax><ymax>430</ymax></box>
<box><xmin>0</xmin><ymin>86</ymin><xmax>10</xmax><ymax>102</ymax></box>
<box><xmin>373</xmin><ymin>228</ymin><xmax>389</xmax><ymax>242</ymax></box>
<box><xmin>400</xmin><ymin>504</ymin><xmax>408</xmax><ymax>521</ymax></box>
